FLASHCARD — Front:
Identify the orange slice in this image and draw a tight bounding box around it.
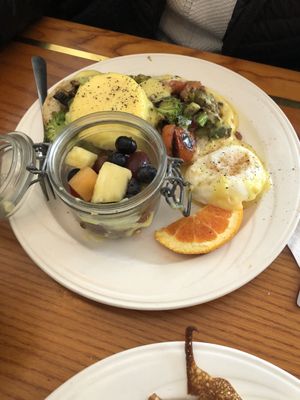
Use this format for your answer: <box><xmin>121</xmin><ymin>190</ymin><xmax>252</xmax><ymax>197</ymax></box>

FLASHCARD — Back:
<box><xmin>155</xmin><ymin>205</ymin><xmax>243</xmax><ymax>254</ymax></box>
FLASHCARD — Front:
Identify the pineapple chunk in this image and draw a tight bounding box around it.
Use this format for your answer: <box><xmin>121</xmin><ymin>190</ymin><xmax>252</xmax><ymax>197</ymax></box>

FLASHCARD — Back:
<box><xmin>69</xmin><ymin>167</ymin><xmax>98</xmax><ymax>202</ymax></box>
<box><xmin>65</xmin><ymin>146</ymin><xmax>97</xmax><ymax>169</ymax></box>
<box><xmin>91</xmin><ymin>162</ymin><xmax>132</xmax><ymax>203</ymax></box>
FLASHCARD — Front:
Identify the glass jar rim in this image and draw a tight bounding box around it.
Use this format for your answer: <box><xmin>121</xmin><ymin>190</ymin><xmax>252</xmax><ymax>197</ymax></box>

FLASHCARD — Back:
<box><xmin>47</xmin><ymin>111</ymin><xmax>168</xmax><ymax>215</ymax></box>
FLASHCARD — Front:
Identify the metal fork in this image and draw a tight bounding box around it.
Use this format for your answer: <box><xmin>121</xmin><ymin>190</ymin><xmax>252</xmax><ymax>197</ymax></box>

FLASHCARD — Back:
<box><xmin>30</xmin><ymin>56</ymin><xmax>55</xmax><ymax>200</ymax></box>
<box><xmin>31</xmin><ymin>56</ymin><xmax>47</xmax><ymax>108</ymax></box>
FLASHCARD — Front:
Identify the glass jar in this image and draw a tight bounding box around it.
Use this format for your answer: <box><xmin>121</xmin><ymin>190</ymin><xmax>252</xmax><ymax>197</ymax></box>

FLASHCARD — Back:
<box><xmin>0</xmin><ymin>111</ymin><xmax>191</xmax><ymax>238</ymax></box>
<box><xmin>0</xmin><ymin>132</ymin><xmax>35</xmax><ymax>218</ymax></box>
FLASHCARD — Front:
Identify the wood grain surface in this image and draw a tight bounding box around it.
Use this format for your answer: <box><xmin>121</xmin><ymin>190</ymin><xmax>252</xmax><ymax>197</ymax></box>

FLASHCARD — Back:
<box><xmin>0</xmin><ymin>17</ymin><xmax>299</xmax><ymax>400</ymax></box>
<box><xmin>22</xmin><ymin>17</ymin><xmax>300</xmax><ymax>102</ymax></box>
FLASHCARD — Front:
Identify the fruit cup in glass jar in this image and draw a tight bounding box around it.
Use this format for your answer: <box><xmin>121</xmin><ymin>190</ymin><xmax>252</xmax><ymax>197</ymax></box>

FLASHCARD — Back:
<box><xmin>0</xmin><ymin>112</ymin><xmax>191</xmax><ymax>239</ymax></box>
<box><xmin>48</xmin><ymin>111</ymin><xmax>192</xmax><ymax>238</ymax></box>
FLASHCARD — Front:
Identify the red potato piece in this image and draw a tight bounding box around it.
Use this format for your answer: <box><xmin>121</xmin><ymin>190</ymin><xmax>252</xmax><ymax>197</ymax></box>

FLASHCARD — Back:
<box><xmin>180</xmin><ymin>80</ymin><xmax>203</xmax><ymax>101</ymax></box>
<box><xmin>173</xmin><ymin>127</ymin><xmax>196</xmax><ymax>163</ymax></box>
<box><xmin>161</xmin><ymin>124</ymin><xmax>176</xmax><ymax>156</ymax></box>
<box><xmin>69</xmin><ymin>167</ymin><xmax>98</xmax><ymax>202</ymax></box>
<box><xmin>167</xmin><ymin>79</ymin><xmax>187</xmax><ymax>94</ymax></box>
<box><xmin>162</xmin><ymin>125</ymin><xmax>196</xmax><ymax>163</ymax></box>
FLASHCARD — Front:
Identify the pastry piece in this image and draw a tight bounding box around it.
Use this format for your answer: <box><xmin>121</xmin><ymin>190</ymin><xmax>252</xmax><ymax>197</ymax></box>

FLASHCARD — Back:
<box><xmin>148</xmin><ymin>394</ymin><xmax>162</xmax><ymax>400</ymax></box>
<box><xmin>185</xmin><ymin>326</ymin><xmax>242</xmax><ymax>400</ymax></box>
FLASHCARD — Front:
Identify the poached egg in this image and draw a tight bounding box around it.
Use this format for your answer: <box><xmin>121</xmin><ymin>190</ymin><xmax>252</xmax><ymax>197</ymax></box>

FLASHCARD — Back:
<box><xmin>185</xmin><ymin>143</ymin><xmax>269</xmax><ymax>210</ymax></box>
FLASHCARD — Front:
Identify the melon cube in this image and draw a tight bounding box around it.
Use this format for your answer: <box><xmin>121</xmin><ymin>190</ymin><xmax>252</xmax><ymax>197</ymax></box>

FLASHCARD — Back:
<box><xmin>68</xmin><ymin>167</ymin><xmax>98</xmax><ymax>202</ymax></box>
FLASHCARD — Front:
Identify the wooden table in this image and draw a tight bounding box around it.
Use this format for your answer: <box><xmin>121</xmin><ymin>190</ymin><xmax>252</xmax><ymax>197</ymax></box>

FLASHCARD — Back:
<box><xmin>0</xmin><ymin>17</ymin><xmax>299</xmax><ymax>399</ymax></box>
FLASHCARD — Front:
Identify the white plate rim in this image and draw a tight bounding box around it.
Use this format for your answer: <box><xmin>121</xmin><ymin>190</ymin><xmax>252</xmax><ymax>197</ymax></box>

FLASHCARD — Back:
<box><xmin>46</xmin><ymin>340</ymin><xmax>300</xmax><ymax>399</ymax></box>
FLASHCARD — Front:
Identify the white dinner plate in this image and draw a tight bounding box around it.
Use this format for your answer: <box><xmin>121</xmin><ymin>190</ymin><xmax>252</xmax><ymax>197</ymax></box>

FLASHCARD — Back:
<box><xmin>46</xmin><ymin>341</ymin><xmax>300</xmax><ymax>399</ymax></box>
<box><xmin>11</xmin><ymin>54</ymin><xmax>300</xmax><ymax>310</ymax></box>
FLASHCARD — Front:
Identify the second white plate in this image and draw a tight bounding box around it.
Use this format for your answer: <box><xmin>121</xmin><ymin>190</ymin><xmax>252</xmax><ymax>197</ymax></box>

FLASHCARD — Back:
<box><xmin>46</xmin><ymin>341</ymin><xmax>300</xmax><ymax>399</ymax></box>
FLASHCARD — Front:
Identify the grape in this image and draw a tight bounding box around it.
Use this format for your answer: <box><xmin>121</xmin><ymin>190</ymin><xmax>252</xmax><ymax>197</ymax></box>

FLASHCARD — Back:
<box><xmin>115</xmin><ymin>136</ymin><xmax>137</xmax><ymax>154</ymax></box>
<box><xmin>108</xmin><ymin>152</ymin><xmax>127</xmax><ymax>167</ymax></box>
<box><xmin>126</xmin><ymin>151</ymin><xmax>150</xmax><ymax>176</ymax></box>
<box><xmin>126</xmin><ymin>178</ymin><xmax>141</xmax><ymax>197</ymax></box>
<box><xmin>92</xmin><ymin>155</ymin><xmax>108</xmax><ymax>173</ymax></box>
<box><xmin>136</xmin><ymin>165</ymin><xmax>157</xmax><ymax>183</ymax></box>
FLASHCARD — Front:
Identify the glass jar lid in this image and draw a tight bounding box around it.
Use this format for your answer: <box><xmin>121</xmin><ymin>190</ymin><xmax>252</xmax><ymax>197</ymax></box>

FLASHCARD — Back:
<box><xmin>0</xmin><ymin>132</ymin><xmax>35</xmax><ymax>218</ymax></box>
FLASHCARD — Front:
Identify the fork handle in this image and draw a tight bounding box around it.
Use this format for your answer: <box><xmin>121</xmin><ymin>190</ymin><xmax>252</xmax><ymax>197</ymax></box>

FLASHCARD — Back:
<box><xmin>31</xmin><ymin>56</ymin><xmax>48</xmax><ymax>107</ymax></box>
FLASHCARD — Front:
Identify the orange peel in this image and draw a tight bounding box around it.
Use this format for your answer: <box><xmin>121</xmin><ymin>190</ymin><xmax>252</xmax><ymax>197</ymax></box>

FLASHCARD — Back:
<box><xmin>155</xmin><ymin>205</ymin><xmax>243</xmax><ymax>254</ymax></box>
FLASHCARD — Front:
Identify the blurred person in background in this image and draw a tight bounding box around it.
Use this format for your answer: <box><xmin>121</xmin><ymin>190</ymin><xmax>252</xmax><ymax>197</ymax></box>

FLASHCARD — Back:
<box><xmin>159</xmin><ymin>0</ymin><xmax>300</xmax><ymax>70</ymax></box>
<box><xmin>1</xmin><ymin>0</ymin><xmax>299</xmax><ymax>70</ymax></box>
